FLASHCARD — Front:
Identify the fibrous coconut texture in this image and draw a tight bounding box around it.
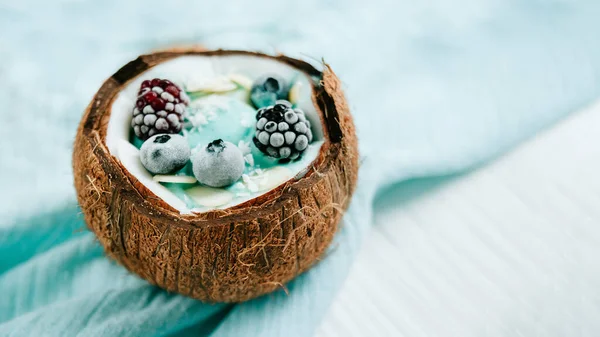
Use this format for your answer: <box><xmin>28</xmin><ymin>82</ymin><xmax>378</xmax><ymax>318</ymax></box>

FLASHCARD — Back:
<box><xmin>73</xmin><ymin>48</ymin><xmax>358</xmax><ymax>302</ymax></box>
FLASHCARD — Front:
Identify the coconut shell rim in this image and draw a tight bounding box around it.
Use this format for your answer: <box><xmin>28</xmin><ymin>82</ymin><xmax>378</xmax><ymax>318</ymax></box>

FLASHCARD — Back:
<box><xmin>79</xmin><ymin>48</ymin><xmax>347</xmax><ymax>229</ymax></box>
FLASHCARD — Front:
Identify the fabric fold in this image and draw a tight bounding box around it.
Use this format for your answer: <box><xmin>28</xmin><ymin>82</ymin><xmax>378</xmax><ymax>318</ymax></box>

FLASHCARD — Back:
<box><xmin>3</xmin><ymin>0</ymin><xmax>600</xmax><ymax>336</ymax></box>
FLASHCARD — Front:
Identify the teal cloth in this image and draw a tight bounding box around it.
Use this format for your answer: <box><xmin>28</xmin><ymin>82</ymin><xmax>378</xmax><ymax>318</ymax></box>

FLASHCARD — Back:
<box><xmin>2</xmin><ymin>0</ymin><xmax>600</xmax><ymax>336</ymax></box>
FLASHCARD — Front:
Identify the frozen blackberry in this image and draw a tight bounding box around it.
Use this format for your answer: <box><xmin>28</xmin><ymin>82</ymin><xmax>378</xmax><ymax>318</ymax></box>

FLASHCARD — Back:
<box><xmin>140</xmin><ymin>134</ymin><xmax>191</xmax><ymax>175</ymax></box>
<box><xmin>250</xmin><ymin>75</ymin><xmax>289</xmax><ymax>108</ymax></box>
<box><xmin>131</xmin><ymin>78</ymin><xmax>189</xmax><ymax>140</ymax></box>
<box><xmin>253</xmin><ymin>100</ymin><xmax>313</xmax><ymax>162</ymax></box>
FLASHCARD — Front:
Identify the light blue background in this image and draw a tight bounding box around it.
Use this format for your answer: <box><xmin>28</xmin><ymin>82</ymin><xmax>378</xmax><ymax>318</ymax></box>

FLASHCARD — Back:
<box><xmin>2</xmin><ymin>0</ymin><xmax>600</xmax><ymax>336</ymax></box>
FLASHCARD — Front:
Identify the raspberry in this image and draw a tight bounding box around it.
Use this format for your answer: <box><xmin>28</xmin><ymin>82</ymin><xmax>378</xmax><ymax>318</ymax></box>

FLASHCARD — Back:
<box><xmin>131</xmin><ymin>78</ymin><xmax>189</xmax><ymax>140</ymax></box>
<box><xmin>253</xmin><ymin>100</ymin><xmax>313</xmax><ymax>162</ymax></box>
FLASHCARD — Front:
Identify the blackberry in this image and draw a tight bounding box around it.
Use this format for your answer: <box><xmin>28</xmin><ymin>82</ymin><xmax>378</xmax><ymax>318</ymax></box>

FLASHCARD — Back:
<box><xmin>250</xmin><ymin>74</ymin><xmax>289</xmax><ymax>108</ymax></box>
<box><xmin>253</xmin><ymin>100</ymin><xmax>313</xmax><ymax>161</ymax></box>
<box><xmin>131</xmin><ymin>78</ymin><xmax>189</xmax><ymax>140</ymax></box>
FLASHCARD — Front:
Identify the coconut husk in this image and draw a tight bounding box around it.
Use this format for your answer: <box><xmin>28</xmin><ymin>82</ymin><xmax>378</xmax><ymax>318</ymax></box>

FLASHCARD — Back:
<box><xmin>72</xmin><ymin>48</ymin><xmax>359</xmax><ymax>302</ymax></box>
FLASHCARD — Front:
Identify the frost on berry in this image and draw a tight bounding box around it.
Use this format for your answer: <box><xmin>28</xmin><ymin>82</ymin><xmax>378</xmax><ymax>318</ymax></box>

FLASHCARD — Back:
<box><xmin>252</xmin><ymin>100</ymin><xmax>312</xmax><ymax>162</ymax></box>
<box><xmin>132</xmin><ymin>78</ymin><xmax>188</xmax><ymax>140</ymax></box>
<box><xmin>250</xmin><ymin>75</ymin><xmax>289</xmax><ymax>108</ymax></box>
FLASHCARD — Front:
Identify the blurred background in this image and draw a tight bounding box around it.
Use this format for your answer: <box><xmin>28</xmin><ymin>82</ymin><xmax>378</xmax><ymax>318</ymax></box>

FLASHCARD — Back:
<box><xmin>2</xmin><ymin>0</ymin><xmax>600</xmax><ymax>336</ymax></box>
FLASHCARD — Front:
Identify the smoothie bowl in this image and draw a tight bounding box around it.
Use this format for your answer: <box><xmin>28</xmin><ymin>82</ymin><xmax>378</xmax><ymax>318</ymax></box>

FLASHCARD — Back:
<box><xmin>73</xmin><ymin>48</ymin><xmax>358</xmax><ymax>302</ymax></box>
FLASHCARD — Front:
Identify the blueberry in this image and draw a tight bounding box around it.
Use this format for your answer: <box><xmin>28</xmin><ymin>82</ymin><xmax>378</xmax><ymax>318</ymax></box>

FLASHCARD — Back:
<box><xmin>250</xmin><ymin>75</ymin><xmax>289</xmax><ymax>108</ymax></box>
<box><xmin>140</xmin><ymin>134</ymin><xmax>190</xmax><ymax>174</ymax></box>
<box><xmin>191</xmin><ymin>139</ymin><xmax>245</xmax><ymax>188</ymax></box>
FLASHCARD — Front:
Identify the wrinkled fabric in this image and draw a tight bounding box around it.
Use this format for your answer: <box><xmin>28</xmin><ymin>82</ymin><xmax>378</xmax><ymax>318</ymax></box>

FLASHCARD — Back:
<box><xmin>2</xmin><ymin>0</ymin><xmax>600</xmax><ymax>336</ymax></box>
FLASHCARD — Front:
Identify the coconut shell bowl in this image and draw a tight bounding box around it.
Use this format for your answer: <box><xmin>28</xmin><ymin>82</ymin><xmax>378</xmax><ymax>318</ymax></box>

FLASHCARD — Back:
<box><xmin>73</xmin><ymin>48</ymin><xmax>358</xmax><ymax>302</ymax></box>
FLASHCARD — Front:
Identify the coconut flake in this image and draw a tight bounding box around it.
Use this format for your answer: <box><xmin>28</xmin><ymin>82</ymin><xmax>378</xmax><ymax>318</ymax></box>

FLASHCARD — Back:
<box><xmin>258</xmin><ymin>166</ymin><xmax>293</xmax><ymax>191</ymax></box>
<box><xmin>244</xmin><ymin>154</ymin><xmax>254</xmax><ymax>167</ymax></box>
<box><xmin>242</xmin><ymin>174</ymin><xmax>259</xmax><ymax>192</ymax></box>
<box><xmin>206</xmin><ymin>110</ymin><xmax>217</xmax><ymax>121</ymax></box>
<box><xmin>228</xmin><ymin>73</ymin><xmax>253</xmax><ymax>90</ymax></box>
<box><xmin>238</xmin><ymin>140</ymin><xmax>251</xmax><ymax>155</ymax></box>
<box><xmin>186</xmin><ymin>186</ymin><xmax>234</xmax><ymax>207</ymax></box>
<box><xmin>152</xmin><ymin>175</ymin><xmax>197</xmax><ymax>184</ymax></box>
<box><xmin>188</xmin><ymin>111</ymin><xmax>208</xmax><ymax>127</ymax></box>
<box><xmin>232</xmin><ymin>182</ymin><xmax>246</xmax><ymax>190</ymax></box>
<box><xmin>186</xmin><ymin>76</ymin><xmax>237</xmax><ymax>93</ymax></box>
<box><xmin>189</xmin><ymin>94</ymin><xmax>230</xmax><ymax>110</ymax></box>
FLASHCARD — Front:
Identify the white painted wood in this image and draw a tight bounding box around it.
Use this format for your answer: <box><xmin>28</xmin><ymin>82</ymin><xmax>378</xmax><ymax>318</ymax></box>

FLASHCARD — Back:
<box><xmin>318</xmin><ymin>100</ymin><xmax>600</xmax><ymax>337</ymax></box>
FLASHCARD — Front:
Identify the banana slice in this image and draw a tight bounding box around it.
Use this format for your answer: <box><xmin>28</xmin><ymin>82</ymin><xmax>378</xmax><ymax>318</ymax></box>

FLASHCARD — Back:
<box><xmin>288</xmin><ymin>81</ymin><xmax>302</xmax><ymax>105</ymax></box>
<box><xmin>152</xmin><ymin>175</ymin><xmax>197</xmax><ymax>184</ymax></box>
<box><xmin>186</xmin><ymin>185</ymin><xmax>234</xmax><ymax>207</ymax></box>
